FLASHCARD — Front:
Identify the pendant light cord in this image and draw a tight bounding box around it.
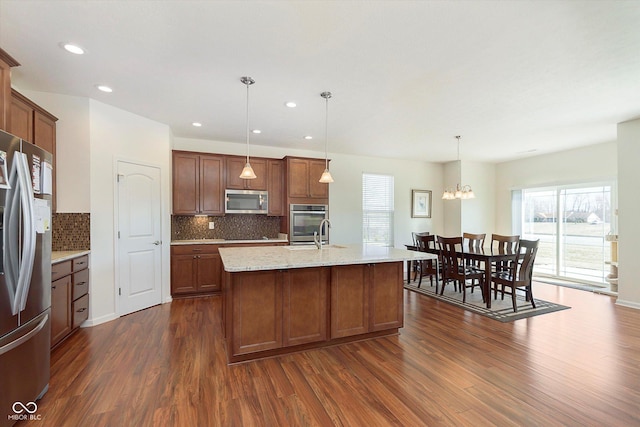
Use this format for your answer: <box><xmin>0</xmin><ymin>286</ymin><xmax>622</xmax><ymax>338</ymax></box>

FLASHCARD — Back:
<box><xmin>245</xmin><ymin>82</ymin><xmax>250</xmax><ymax>163</ymax></box>
<box><xmin>324</xmin><ymin>95</ymin><xmax>329</xmax><ymax>169</ymax></box>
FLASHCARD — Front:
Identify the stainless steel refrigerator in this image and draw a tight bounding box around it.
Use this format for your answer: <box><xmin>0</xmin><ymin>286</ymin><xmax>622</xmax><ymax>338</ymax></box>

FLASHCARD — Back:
<box><xmin>0</xmin><ymin>129</ymin><xmax>52</xmax><ymax>426</ymax></box>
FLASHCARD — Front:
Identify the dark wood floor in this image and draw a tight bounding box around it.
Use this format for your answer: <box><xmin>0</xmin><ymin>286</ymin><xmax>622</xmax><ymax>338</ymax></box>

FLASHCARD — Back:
<box><xmin>22</xmin><ymin>282</ymin><xmax>640</xmax><ymax>426</ymax></box>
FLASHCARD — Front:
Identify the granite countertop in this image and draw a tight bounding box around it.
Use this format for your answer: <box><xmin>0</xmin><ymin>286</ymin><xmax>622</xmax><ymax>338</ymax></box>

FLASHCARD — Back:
<box><xmin>52</xmin><ymin>250</ymin><xmax>91</xmax><ymax>264</ymax></box>
<box><xmin>218</xmin><ymin>244</ymin><xmax>437</xmax><ymax>272</ymax></box>
<box><xmin>171</xmin><ymin>238</ymin><xmax>289</xmax><ymax>245</ymax></box>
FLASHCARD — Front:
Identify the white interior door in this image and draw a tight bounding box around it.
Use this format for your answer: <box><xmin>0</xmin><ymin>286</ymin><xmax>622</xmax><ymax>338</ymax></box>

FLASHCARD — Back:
<box><xmin>117</xmin><ymin>161</ymin><xmax>162</xmax><ymax>315</ymax></box>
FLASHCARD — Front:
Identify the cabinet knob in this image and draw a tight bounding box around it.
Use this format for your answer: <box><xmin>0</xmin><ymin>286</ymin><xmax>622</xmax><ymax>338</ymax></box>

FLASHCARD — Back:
<box><xmin>76</xmin><ymin>282</ymin><xmax>86</xmax><ymax>286</ymax></box>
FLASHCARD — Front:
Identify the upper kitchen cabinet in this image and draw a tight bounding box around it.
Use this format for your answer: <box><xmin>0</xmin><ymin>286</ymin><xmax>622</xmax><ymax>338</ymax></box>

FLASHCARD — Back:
<box><xmin>8</xmin><ymin>89</ymin><xmax>58</xmax><ymax>211</ymax></box>
<box><xmin>0</xmin><ymin>48</ymin><xmax>20</xmax><ymax>131</ymax></box>
<box><xmin>285</xmin><ymin>156</ymin><xmax>329</xmax><ymax>201</ymax></box>
<box><xmin>225</xmin><ymin>155</ymin><xmax>267</xmax><ymax>190</ymax></box>
<box><xmin>267</xmin><ymin>159</ymin><xmax>285</xmax><ymax>216</ymax></box>
<box><xmin>172</xmin><ymin>151</ymin><xmax>225</xmax><ymax>215</ymax></box>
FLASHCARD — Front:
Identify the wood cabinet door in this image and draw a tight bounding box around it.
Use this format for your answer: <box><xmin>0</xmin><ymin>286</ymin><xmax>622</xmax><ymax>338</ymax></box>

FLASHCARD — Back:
<box><xmin>51</xmin><ymin>276</ymin><xmax>72</xmax><ymax>346</ymax></box>
<box><xmin>287</xmin><ymin>158</ymin><xmax>310</xmax><ymax>198</ymax></box>
<box><xmin>170</xmin><ymin>254</ymin><xmax>198</xmax><ymax>294</ymax></box>
<box><xmin>267</xmin><ymin>159</ymin><xmax>284</xmax><ymax>216</ymax></box>
<box><xmin>197</xmin><ymin>253</ymin><xmax>222</xmax><ymax>292</ymax></box>
<box><xmin>231</xmin><ymin>270</ymin><xmax>282</xmax><ymax>355</ymax></box>
<box><xmin>172</xmin><ymin>152</ymin><xmax>200</xmax><ymax>214</ymax></box>
<box><xmin>330</xmin><ymin>264</ymin><xmax>370</xmax><ymax>339</ymax></box>
<box><xmin>8</xmin><ymin>93</ymin><xmax>33</xmax><ymax>141</ymax></box>
<box><xmin>282</xmin><ymin>267</ymin><xmax>328</xmax><ymax>347</ymax></box>
<box><xmin>369</xmin><ymin>262</ymin><xmax>404</xmax><ymax>331</ymax></box>
<box><xmin>226</xmin><ymin>156</ymin><xmax>268</xmax><ymax>190</ymax></box>
<box><xmin>200</xmin><ymin>154</ymin><xmax>224</xmax><ymax>215</ymax></box>
<box><xmin>309</xmin><ymin>159</ymin><xmax>329</xmax><ymax>198</ymax></box>
<box><xmin>33</xmin><ymin>110</ymin><xmax>56</xmax><ymax>155</ymax></box>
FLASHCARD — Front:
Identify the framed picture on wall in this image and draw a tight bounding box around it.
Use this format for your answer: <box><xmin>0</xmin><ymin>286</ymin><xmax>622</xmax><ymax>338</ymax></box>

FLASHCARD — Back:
<box><xmin>411</xmin><ymin>189</ymin><xmax>432</xmax><ymax>218</ymax></box>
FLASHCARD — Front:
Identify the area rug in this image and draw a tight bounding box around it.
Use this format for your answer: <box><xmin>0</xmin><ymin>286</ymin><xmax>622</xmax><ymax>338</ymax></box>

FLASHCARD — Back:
<box><xmin>404</xmin><ymin>281</ymin><xmax>570</xmax><ymax>322</ymax></box>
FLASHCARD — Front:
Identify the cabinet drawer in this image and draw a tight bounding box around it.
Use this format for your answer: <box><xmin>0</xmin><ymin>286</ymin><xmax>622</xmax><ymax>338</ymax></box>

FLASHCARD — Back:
<box><xmin>73</xmin><ymin>255</ymin><xmax>89</xmax><ymax>272</ymax></box>
<box><xmin>171</xmin><ymin>244</ymin><xmax>218</xmax><ymax>255</ymax></box>
<box><xmin>51</xmin><ymin>260</ymin><xmax>72</xmax><ymax>281</ymax></box>
<box><xmin>72</xmin><ymin>268</ymin><xmax>90</xmax><ymax>300</ymax></box>
<box><xmin>72</xmin><ymin>294</ymin><xmax>89</xmax><ymax>329</ymax></box>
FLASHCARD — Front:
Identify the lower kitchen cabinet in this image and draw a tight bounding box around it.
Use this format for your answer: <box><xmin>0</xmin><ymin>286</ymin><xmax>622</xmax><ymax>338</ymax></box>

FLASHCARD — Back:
<box><xmin>170</xmin><ymin>245</ymin><xmax>222</xmax><ymax>296</ymax></box>
<box><xmin>330</xmin><ymin>262</ymin><xmax>403</xmax><ymax>339</ymax></box>
<box><xmin>228</xmin><ymin>267</ymin><xmax>329</xmax><ymax>356</ymax></box>
<box><xmin>51</xmin><ymin>253</ymin><xmax>90</xmax><ymax>348</ymax></box>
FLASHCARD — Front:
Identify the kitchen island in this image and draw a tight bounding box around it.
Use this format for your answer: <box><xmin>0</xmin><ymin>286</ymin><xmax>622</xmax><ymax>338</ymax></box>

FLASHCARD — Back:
<box><xmin>219</xmin><ymin>244</ymin><xmax>436</xmax><ymax>363</ymax></box>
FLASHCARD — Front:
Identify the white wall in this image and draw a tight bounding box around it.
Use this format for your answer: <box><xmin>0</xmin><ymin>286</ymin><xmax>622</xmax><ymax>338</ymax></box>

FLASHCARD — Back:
<box><xmin>617</xmin><ymin>118</ymin><xmax>640</xmax><ymax>308</ymax></box>
<box><xmin>494</xmin><ymin>142</ymin><xmax>617</xmax><ymax>234</ymax></box>
<box><xmin>19</xmin><ymin>90</ymin><xmax>90</xmax><ymax>212</ymax></box>
<box><xmin>461</xmin><ymin>160</ymin><xmax>495</xmax><ymax>236</ymax></box>
<box><xmin>442</xmin><ymin>161</ymin><xmax>461</xmax><ymax>236</ymax></box>
<box><xmin>89</xmin><ymin>100</ymin><xmax>172</xmax><ymax>324</ymax></box>
<box><xmin>173</xmin><ymin>137</ymin><xmax>445</xmax><ymax>247</ymax></box>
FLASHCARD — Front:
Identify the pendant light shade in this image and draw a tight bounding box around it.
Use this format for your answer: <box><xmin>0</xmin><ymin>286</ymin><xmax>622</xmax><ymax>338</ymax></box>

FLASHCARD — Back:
<box><xmin>319</xmin><ymin>91</ymin><xmax>334</xmax><ymax>183</ymax></box>
<box><xmin>442</xmin><ymin>136</ymin><xmax>475</xmax><ymax>200</ymax></box>
<box><xmin>240</xmin><ymin>76</ymin><xmax>257</xmax><ymax>180</ymax></box>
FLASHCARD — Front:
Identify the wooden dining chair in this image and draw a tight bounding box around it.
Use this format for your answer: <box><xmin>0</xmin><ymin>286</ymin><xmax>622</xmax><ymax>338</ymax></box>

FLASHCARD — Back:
<box><xmin>490</xmin><ymin>239</ymin><xmax>539</xmax><ymax>312</ymax></box>
<box><xmin>407</xmin><ymin>232</ymin><xmax>430</xmax><ymax>282</ymax></box>
<box><xmin>490</xmin><ymin>234</ymin><xmax>519</xmax><ymax>274</ymax></box>
<box><xmin>437</xmin><ymin>236</ymin><xmax>485</xmax><ymax>303</ymax></box>
<box><xmin>463</xmin><ymin>232</ymin><xmax>486</xmax><ymax>293</ymax></box>
<box><xmin>415</xmin><ymin>234</ymin><xmax>438</xmax><ymax>290</ymax></box>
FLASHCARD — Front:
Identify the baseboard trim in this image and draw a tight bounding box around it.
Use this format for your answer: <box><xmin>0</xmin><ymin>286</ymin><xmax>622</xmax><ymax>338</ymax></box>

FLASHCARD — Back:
<box><xmin>81</xmin><ymin>313</ymin><xmax>119</xmax><ymax>328</ymax></box>
<box><xmin>615</xmin><ymin>299</ymin><xmax>640</xmax><ymax>310</ymax></box>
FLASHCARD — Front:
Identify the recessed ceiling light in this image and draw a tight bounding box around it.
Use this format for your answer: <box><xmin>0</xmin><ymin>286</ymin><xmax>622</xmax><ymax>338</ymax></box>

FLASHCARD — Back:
<box><xmin>304</xmin><ymin>136</ymin><xmax>313</xmax><ymax>140</ymax></box>
<box><xmin>95</xmin><ymin>85</ymin><xmax>113</xmax><ymax>93</ymax></box>
<box><xmin>285</xmin><ymin>102</ymin><xmax>297</xmax><ymax>108</ymax></box>
<box><xmin>192</xmin><ymin>122</ymin><xmax>202</xmax><ymax>127</ymax></box>
<box><xmin>252</xmin><ymin>129</ymin><xmax>261</xmax><ymax>134</ymax></box>
<box><xmin>61</xmin><ymin>43</ymin><xmax>85</xmax><ymax>55</ymax></box>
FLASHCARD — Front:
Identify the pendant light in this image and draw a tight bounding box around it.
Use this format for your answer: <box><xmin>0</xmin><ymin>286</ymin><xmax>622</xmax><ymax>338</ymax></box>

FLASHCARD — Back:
<box><xmin>319</xmin><ymin>91</ymin><xmax>334</xmax><ymax>183</ymax></box>
<box><xmin>239</xmin><ymin>76</ymin><xmax>257</xmax><ymax>179</ymax></box>
<box><xmin>442</xmin><ymin>135</ymin><xmax>475</xmax><ymax>200</ymax></box>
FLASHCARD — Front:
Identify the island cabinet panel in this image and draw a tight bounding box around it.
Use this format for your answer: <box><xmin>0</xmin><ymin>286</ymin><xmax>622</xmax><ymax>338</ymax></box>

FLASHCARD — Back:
<box><xmin>369</xmin><ymin>262</ymin><xmax>404</xmax><ymax>331</ymax></box>
<box><xmin>330</xmin><ymin>264</ymin><xmax>370</xmax><ymax>339</ymax></box>
<box><xmin>282</xmin><ymin>267</ymin><xmax>329</xmax><ymax>347</ymax></box>
<box><xmin>231</xmin><ymin>270</ymin><xmax>283</xmax><ymax>355</ymax></box>
<box><xmin>225</xmin><ymin>155</ymin><xmax>268</xmax><ymax>190</ymax></box>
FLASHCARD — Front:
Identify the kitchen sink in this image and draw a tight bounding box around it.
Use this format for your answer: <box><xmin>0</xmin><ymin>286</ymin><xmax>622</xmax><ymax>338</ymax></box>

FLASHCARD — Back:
<box><xmin>285</xmin><ymin>244</ymin><xmax>347</xmax><ymax>250</ymax></box>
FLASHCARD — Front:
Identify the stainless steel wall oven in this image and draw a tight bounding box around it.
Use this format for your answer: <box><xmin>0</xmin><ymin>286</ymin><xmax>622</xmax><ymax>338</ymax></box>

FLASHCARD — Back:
<box><xmin>289</xmin><ymin>204</ymin><xmax>328</xmax><ymax>244</ymax></box>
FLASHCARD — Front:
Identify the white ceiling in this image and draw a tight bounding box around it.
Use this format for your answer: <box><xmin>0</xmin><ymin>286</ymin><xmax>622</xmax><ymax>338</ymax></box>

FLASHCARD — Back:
<box><xmin>1</xmin><ymin>1</ymin><xmax>639</xmax><ymax>163</ymax></box>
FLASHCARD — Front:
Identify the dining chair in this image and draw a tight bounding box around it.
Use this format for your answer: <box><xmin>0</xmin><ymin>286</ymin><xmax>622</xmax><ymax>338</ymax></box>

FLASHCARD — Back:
<box><xmin>415</xmin><ymin>234</ymin><xmax>438</xmax><ymax>290</ymax></box>
<box><xmin>463</xmin><ymin>232</ymin><xmax>486</xmax><ymax>293</ymax></box>
<box><xmin>490</xmin><ymin>234</ymin><xmax>520</xmax><ymax>274</ymax></box>
<box><xmin>437</xmin><ymin>236</ymin><xmax>485</xmax><ymax>303</ymax></box>
<box><xmin>407</xmin><ymin>232</ymin><xmax>430</xmax><ymax>282</ymax></box>
<box><xmin>490</xmin><ymin>239</ymin><xmax>539</xmax><ymax>312</ymax></box>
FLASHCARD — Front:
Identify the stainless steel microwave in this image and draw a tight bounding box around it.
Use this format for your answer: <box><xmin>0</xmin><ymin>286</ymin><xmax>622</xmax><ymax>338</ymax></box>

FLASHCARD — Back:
<box><xmin>225</xmin><ymin>189</ymin><xmax>268</xmax><ymax>214</ymax></box>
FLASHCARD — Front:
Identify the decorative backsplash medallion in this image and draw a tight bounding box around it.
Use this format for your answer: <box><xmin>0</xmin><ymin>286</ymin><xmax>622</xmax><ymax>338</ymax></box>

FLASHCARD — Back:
<box><xmin>172</xmin><ymin>215</ymin><xmax>281</xmax><ymax>240</ymax></box>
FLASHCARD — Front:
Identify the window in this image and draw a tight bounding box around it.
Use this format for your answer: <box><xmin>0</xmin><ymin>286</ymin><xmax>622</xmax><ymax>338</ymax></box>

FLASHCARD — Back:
<box><xmin>521</xmin><ymin>183</ymin><xmax>613</xmax><ymax>285</ymax></box>
<box><xmin>363</xmin><ymin>173</ymin><xmax>394</xmax><ymax>247</ymax></box>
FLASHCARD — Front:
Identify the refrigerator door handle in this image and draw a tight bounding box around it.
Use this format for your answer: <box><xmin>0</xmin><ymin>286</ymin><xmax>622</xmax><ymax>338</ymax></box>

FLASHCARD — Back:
<box><xmin>4</xmin><ymin>154</ymin><xmax>22</xmax><ymax>315</ymax></box>
<box><xmin>16</xmin><ymin>153</ymin><xmax>37</xmax><ymax>313</ymax></box>
<box><xmin>0</xmin><ymin>314</ymin><xmax>48</xmax><ymax>356</ymax></box>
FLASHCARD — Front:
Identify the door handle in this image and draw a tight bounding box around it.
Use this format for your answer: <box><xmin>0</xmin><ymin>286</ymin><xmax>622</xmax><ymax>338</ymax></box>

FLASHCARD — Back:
<box><xmin>152</xmin><ymin>241</ymin><xmax>161</xmax><ymax>246</ymax></box>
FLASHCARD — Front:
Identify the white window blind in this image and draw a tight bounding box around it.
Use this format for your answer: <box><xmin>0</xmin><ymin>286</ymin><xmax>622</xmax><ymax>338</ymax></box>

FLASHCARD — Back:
<box><xmin>363</xmin><ymin>173</ymin><xmax>394</xmax><ymax>247</ymax></box>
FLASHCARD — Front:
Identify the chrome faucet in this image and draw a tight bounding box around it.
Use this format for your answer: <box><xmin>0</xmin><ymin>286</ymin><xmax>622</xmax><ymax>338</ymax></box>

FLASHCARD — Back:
<box><xmin>314</xmin><ymin>219</ymin><xmax>332</xmax><ymax>249</ymax></box>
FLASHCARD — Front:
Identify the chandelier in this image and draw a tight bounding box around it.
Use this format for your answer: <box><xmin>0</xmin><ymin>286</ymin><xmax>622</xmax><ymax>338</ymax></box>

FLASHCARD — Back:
<box><xmin>442</xmin><ymin>136</ymin><xmax>475</xmax><ymax>200</ymax></box>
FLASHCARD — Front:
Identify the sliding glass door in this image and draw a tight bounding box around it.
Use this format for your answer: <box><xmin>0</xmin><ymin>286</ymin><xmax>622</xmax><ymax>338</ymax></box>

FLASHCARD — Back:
<box><xmin>522</xmin><ymin>184</ymin><xmax>613</xmax><ymax>284</ymax></box>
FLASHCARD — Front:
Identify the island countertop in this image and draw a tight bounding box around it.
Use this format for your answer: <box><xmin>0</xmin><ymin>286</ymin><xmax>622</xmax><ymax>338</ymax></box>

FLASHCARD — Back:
<box><xmin>218</xmin><ymin>244</ymin><xmax>436</xmax><ymax>272</ymax></box>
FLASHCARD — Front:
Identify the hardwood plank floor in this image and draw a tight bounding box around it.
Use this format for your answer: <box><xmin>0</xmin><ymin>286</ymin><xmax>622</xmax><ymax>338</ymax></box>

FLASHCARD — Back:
<box><xmin>22</xmin><ymin>282</ymin><xmax>640</xmax><ymax>426</ymax></box>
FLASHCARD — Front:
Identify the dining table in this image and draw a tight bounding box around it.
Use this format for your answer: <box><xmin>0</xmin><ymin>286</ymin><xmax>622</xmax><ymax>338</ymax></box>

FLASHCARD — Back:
<box><xmin>406</xmin><ymin>243</ymin><xmax>517</xmax><ymax>309</ymax></box>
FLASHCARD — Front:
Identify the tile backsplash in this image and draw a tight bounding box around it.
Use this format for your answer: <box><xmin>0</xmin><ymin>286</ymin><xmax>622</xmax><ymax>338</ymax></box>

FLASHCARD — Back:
<box><xmin>52</xmin><ymin>213</ymin><xmax>90</xmax><ymax>251</ymax></box>
<box><xmin>172</xmin><ymin>215</ymin><xmax>281</xmax><ymax>240</ymax></box>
